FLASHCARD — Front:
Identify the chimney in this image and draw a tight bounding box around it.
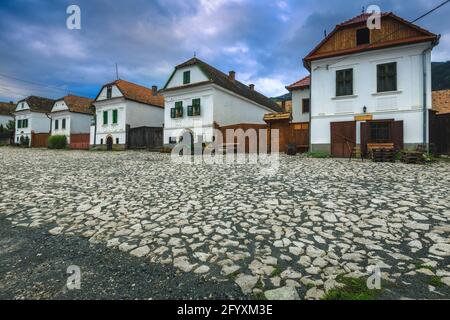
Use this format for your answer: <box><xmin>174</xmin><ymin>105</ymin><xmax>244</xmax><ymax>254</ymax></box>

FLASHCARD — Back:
<box><xmin>152</xmin><ymin>85</ymin><xmax>158</xmax><ymax>96</ymax></box>
<box><xmin>229</xmin><ymin>71</ymin><xmax>236</xmax><ymax>82</ymax></box>
<box><xmin>249</xmin><ymin>84</ymin><xmax>255</xmax><ymax>91</ymax></box>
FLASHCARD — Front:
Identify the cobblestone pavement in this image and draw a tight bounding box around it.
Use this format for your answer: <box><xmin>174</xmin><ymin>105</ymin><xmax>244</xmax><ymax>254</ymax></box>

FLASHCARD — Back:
<box><xmin>1</xmin><ymin>148</ymin><xmax>449</xmax><ymax>300</ymax></box>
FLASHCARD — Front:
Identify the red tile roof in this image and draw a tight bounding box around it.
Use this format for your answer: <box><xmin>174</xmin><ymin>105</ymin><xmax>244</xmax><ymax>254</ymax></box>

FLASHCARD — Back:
<box><xmin>433</xmin><ymin>90</ymin><xmax>450</xmax><ymax>115</ymax></box>
<box><xmin>286</xmin><ymin>76</ymin><xmax>310</xmax><ymax>91</ymax></box>
<box><xmin>97</xmin><ymin>80</ymin><xmax>165</xmax><ymax>108</ymax></box>
<box><xmin>0</xmin><ymin>102</ymin><xmax>15</xmax><ymax>116</ymax></box>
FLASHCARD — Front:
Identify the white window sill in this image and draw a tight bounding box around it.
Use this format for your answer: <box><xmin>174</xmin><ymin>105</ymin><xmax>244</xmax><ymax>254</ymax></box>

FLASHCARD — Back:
<box><xmin>372</xmin><ymin>90</ymin><xmax>402</xmax><ymax>96</ymax></box>
<box><xmin>332</xmin><ymin>95</ymin><xmax>358</xmax><ymax>100</ymax></box>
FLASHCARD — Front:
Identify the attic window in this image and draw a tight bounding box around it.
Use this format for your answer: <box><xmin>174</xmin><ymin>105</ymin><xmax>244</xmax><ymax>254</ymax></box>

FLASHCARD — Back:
<box><xmin>183</xmin><ymin>71</ymin><xmax>191</xmax><ymax>85</ymax></box>
<box><xmin>106</xmin><ymin>86</ymin><xmax>112</xmax><ymax>99</ymax></box>
<box><xmin>356</xmin><ymin>28</ymin><xmax>370</xmax><ymax>46</ymax></box>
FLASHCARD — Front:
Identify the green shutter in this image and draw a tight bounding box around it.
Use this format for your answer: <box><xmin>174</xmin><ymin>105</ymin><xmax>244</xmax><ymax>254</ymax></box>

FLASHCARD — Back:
<box><xmin>192</xmin><ymin>99</ymin><xmax>201</xmax><ymax>116</ymax></box>
<box><xmin>187</xmin><ymin>105</ymin><xmax>193</xmax><ymax>117</ymax></box>
<box><xmin>183</xmin><ymin>71</ymin><xmax>191</xmax><ymax>84</ymax></box>
<box><xmin>170</xmin><ymin>108</ymin><xmax>176</xmax><ymax>118</ymax></box>
<box><xmin>113</xmin><ymin>110</ymin><xmax>118</xmax><ymax>124</ymax></box>
<box><xmin>103</xmin><ymin>111</ymin><xmax>108</xmax><ymax>125</ymax></box>
<box><xmin>17</xmin><ymin>120</ymin><xmax>21</xmax><ymax>129</ymax></box>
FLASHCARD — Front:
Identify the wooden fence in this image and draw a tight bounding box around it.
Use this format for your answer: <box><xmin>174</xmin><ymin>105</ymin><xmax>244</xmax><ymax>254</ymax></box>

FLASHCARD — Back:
<box><xmin>70</xmin><ymin>133</ymin><xmax>90</xmax><ymax>150</ymax></box>
<box><xmin>31</xmin><ymin>132</ymin><xmax>49</xmax><ymax>148</ymax></box>
<box><xmin>430</xmin><ymin>110</ymin><xmax>450</xmax><ymax>155</ymax></box>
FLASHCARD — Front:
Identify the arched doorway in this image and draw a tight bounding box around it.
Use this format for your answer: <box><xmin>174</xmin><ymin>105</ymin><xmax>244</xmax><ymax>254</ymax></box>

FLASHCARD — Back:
<box><xmin>106</xmin><ymin>136</ymin><xmax>113</xmax><ymax>151</ymax></box>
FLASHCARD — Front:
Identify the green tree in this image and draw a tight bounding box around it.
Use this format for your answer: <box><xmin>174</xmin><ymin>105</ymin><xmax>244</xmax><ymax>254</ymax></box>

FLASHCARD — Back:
<box><xmin>5</xmin><ymin>120</ymin><xmax>15</xmax><ymax>132</ymax></box>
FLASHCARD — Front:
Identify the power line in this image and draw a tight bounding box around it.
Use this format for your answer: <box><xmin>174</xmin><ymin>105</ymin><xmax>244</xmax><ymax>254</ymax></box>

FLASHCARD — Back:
<box><xmin>0</xmin><ymin>72</ymin><xmax>68</xmax><ymax>93</ymax></box>
<box><xmin>322</xmin><ymin>0</ymin><xmax>449</xmax><ymax>69</ymax></box>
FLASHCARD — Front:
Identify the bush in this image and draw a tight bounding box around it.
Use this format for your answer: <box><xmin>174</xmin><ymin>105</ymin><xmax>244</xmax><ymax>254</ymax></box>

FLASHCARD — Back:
<box><xmin>48</xmin><ymin>135</ymin><xmax>68</xmax><ymax>149</ymax></box>
<box><xmin>304</xmin><ymin>151</ymin><xmax>331</xmax><ymax>158</ymax></box>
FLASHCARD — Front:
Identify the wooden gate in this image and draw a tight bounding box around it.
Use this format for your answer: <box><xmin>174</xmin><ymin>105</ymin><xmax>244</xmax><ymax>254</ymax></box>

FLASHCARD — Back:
<box><xmin>360</xmin><ymin>120</ymin><xmax>404</xmax><ymax>156</ymax></box>
<box><xmin>331</xmin><ymin>121</ymin><xmax>356</xmax><ymax>158</ymax></box>
<box><xmin>430</xmin><ymin>110</ymin><xmax>450</xmax><ymax>155</ymax></box>
<box><xmin>31</xmin><ymin>132</ymin><xmax>49</xmax><ymax>148</ymax></box>
<box><xmin>70</xmin><ymin>133</ymin><xmax>90</xmax><ymax>150</ymax></box>
<box><xmin>127</xmin><ymin>126</ymin><xmax>163</xmax><ymax>149</ymax></box>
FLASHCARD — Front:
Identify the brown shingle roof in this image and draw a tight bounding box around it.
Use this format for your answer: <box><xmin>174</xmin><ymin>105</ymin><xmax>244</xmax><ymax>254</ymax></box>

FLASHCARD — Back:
<box><xmin>97</xmin><ymin>80</ymin><xmax>164</xmax><ymax>108</ymax></box>
<box><xmin>286</xmin><ymin>76</ymin><xmax>311</xmax><ymax>91</ymax></box>
<box><xmin>0</xmin><ymin>102</ymin><xmax>15</xmax><ymax>116</ymax></box>
<box><xmin>163</xmin><ymin>58</ymin><xmax>282</xmax><ymax>113</ymax></box>
<box><xmin>17</xmin><ymin>96</ymin><xmax>55</xmax><ymax>113</ymax></box>
<box><xmin>54</xmin><ymin>95</ymin><xmax>94</xmax><ymax>115</ymax></box>
<box><xmin>433</xmin><ymin>90</ymin><xmax>450</xmax><ymax>115</ymax></box>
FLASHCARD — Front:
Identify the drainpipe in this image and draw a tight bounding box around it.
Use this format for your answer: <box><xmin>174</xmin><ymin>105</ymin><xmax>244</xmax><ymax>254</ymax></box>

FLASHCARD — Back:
<box><xmin>309</xmin><ymin>73</ymin><xmax>312</xmax><ymax>153</ymax></box>
<box><xmin>422</xmin><ymin>37</ymin><xmax>440</xmax><ymax>153</ymax></box>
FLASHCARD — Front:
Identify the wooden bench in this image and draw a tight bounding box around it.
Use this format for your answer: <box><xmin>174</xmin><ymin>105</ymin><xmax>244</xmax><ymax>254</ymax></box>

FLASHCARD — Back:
<box><xmin>367</xmin><ymin>143</ymin><xmax>394</xmax><ymax>152</ymax></box>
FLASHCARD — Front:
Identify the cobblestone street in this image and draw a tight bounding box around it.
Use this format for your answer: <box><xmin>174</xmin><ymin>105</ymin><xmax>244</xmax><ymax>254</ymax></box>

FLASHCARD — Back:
<box><xmin>1</xmin><ymin>148</ymin><xmax>449</xmax><ymax>299</ymax></box>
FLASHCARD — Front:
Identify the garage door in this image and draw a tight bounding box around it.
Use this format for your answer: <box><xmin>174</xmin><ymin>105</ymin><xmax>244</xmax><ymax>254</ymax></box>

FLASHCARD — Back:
<box><xmin>331</xmin><ymin>121</ymin><xmax>356</xmax><ymax>158</ymax></box>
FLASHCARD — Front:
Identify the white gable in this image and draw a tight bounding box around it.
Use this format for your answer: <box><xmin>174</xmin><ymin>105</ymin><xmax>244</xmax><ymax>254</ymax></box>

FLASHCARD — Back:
<box><xmin>166</xmin><ymin>65</ymin><xmax>209</xmax><ymax>89</ymax></box>
<box><xmin>51</xmin><ymin>100</ymin><xmax>69</xmax><ymax>112</ymax></box>
<box><xmin>15</xmin><ymin>101</ymin><xmax>30</xmax><ymax>112</ymax></box>
<box><xmin>96</xmin><ymin>84</ymin><xmax>123</xmax><ymax>101</ymax></box>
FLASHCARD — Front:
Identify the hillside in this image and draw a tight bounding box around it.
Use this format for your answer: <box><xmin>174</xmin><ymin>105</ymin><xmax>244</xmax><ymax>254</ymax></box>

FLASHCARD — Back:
<box><xmin>272</xmin><ymin>61</ymin><xmax>450</xmax><ymax>102</ymax></box>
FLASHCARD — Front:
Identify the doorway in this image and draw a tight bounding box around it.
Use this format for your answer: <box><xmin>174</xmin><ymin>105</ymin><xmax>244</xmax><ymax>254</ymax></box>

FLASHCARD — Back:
<box><xmin>106</xmin><ymin>136</ymin><xmax>113</xmax><ymax>151</ymax></box>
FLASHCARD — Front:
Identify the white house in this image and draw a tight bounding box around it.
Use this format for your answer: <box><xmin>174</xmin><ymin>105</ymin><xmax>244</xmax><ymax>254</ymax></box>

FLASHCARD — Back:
<box><xmin>14</xmin><ymin>96</ymin><xmax>55</xmax><ymax>145</ymax></box>
<box><xmin>286</xmin><ymin>76</ymin><xmax>310</xmax><ymax>124</ymax></box>
<box><xmin>161</xmin><ymin>57</ymin><xmax>282</xmax><ymax>145</ymax></box>
<box><xmin>91</xmin><ymin>79</ymin><xmax>165</xmax><ymax>150</ymax></box>
<box><xmin>303</xmin><ymin>12</ymin><xmax>439</xmax><ymax>157</ymax></box>
<box><xmin>50</xmin><ymin>95</ymin><xmax>94</xmax><ymax>144</ymax></box>
<box><xmin>0</xmin><ymin>102</ymin><xmax>15</xmax><ymax>128</ymax></box>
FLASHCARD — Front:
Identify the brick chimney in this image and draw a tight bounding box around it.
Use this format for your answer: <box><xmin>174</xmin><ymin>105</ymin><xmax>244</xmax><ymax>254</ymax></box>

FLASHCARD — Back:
<box><xmin>249</xmin><ymin>84</ymin><xmax>255</xmax><ymax>91</ymax></box>
<box><xmin>229</xmin><ymin>71</ymin><xmax>236</xmax><ymax>82</ymax></box>
<box><xmin>152</xmin><ymin>85</ymin><xmax>158</xmax><ymax>96</ymax></box>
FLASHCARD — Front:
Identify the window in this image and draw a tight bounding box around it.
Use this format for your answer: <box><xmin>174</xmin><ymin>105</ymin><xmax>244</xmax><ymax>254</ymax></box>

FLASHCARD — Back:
<box><xmin>336</xmin><ymin>69</ymin><xmax>353</xmax><ymax>97</ymax></box>
<box><xmin>302</xmin><ymin>99</ymin><xmax>310</xmax><ymax>114</ymax></box>
<box><xmin>106</xmin><ymin>86</ymin><xmax>112</xmax><ymax>99</ymax></box>
<box><xmin>183</xmin><ymin>71</ymin><xmax>191</xmax><ymax>85</ymax></box>
<box><xmin>62</xmin><ymin>119</ymin><xmax>66</xmax><ymax>129</ymax></box>
<box><xmin>112</xmin><ymin>109</ymin><xmax>118</xmax><ymax>124</ymax></box>
<box><xmin>171</xmin><ymin>101</ymin><xmax>183</xmax><ymax>118</ymax></box>
<box><xmin>116</xmin><ymin>138</ymin><xmax>120</xmax><ymax>144</ymax></box>
<box><xmin>370</xmin><ymin>122</ymin><xmax>391</xmax><ymax>143</ymax></box>
<box><xmin>23</xmin><ymin>119</ymin><xmax>28</xmax><ymax>128</ymax></box>
<box><xmin>103</xmin><ymin>111</ymin><xmax>108</xmax><ymax>125</ymax></box>
<box><xmin>377</xmin><ymin>62</ymin><xmax>397</xmax><ymax>92</ymax></box>
<box><xmin>192</xmin><ymin>99</ymin><xmax>201</xmax><ymax>116</ymax></box>
<box><xmin>356</xmin><ymin>28</ymin><xmax>370</xmax><ymax>46</ymax></box>
<box><xmin>55</xmin><ymin>120</ymin><xmax>59</xmax><ymax>130</ymax></box>
<box><xmin>100</xmin><ymin>139</ymin><xmax>104</xmax><ymax>145</ymax></box>
<box><xmin>17</xmin><ymin>120</ymin><xmax>22</xmax><ymax>129</ymax></box>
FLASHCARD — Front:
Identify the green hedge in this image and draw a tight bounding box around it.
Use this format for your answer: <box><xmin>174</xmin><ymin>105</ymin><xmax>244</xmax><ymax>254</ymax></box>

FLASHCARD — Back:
<box><xmin>304</xmin><ymin>151</ymin><xmax>331</xmax><ymax>158</ymax></box>
<box><xmin>48</xmin><ymin>135</ymin><xmax>68</xmax><ymax>149</ymax></box>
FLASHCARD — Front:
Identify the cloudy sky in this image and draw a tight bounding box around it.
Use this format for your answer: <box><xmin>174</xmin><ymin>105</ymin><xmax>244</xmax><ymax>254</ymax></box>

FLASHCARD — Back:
<box><xmin>1</xmin><ymin>0</ymin><xmax>449</xmax><ymax>102</ymax></box>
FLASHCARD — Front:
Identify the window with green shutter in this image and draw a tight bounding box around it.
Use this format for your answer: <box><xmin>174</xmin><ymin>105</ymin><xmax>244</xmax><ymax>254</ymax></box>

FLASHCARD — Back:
<box><xmin>183</xmin><ymin>71</ymin><xmax>191</xmax><ymax>85</ymax></box>
<box><xmin>17</xmin><ymin>120</ymin><xmax>22</xmax><ymax>129</ymax></box>
<box><xmin>55</xmin><ymin>120</ymin><xmax>59</xmax><ymax>130</ymax></box>
<box><xmin>174</xmin><ymin>101</ymin><xmax>183</xmax><ymax>118</ymax></box>
<box><xmin>377</xmin><ymin>62</ymin><xmax>397</xmax><ymax>92</ymax></box>
<box><xmin>62</xmin><ymin>118</ymin><xmax>66</xmax><ymax>129</ymax></box>
<box><xmin>103</xmin><ymin>111</ymin><xmax>108</xmax><ymax>125</ymax></box>
<box><xmin>113</xmin><ymin>109</ymin><xmax>118</xmax><ymax>124</ymax></box>
<box><xmin>336</xmin><ymin>69</ymin><xmax>353</xmax><ymax>96</ymax></box>
<box><xmin>192</xmin><ymin>98</ymin><xmax>201</xmax><ymax>116</ymax></box>
<box><xmin>170</xmin><ymin>108</ymin><xmax>176</xmax><ymax>118</ymax></box>
<box><xmin>187</xmin><ymin>105</ymin><xmax>193</xmax><ymax>117</ymax></box>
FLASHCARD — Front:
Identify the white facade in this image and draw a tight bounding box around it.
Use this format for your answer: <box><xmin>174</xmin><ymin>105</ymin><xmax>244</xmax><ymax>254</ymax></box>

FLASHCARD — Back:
<box><xmin>163</xmin><ymin>65</ymin><xmax>275</xmax><ymax>145</ymax></box>
<box><xmin>50</xmin><ymin>100</ymin><xmax>92</xmax><ymax>143</ymax></box>
<box><xmin>291</xmin><ymin>88</ymin><xmax>310</xmax><ymax>123</ymax></box>
<box><xmin>14</xmin><ymin>101</ymin><xmax>51</xmax><ymax>144</ymax></box>
<box><xmin>310</xmin><ymin>42</ymin><xmax>433</xmax><ymax>150</ymax></box>
<box><xmin>92</xmin><ymin>85</ymin><xmax>164</xmax><ymax>147</ymax></box>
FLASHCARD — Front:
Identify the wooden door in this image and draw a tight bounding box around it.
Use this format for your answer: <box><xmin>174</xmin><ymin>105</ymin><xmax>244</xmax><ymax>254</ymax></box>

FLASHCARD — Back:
<box><xmin>331</xmin><ymin>121</ymin><xmax>356</xmax><ymax>158</ymax></box>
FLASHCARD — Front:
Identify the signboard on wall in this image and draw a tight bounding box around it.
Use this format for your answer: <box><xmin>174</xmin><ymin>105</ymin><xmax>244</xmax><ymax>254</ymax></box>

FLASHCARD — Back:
<box><xmin>355</xmin><ymin>115</ymin><xmax>373</xmax><ymax>121</ymax></box>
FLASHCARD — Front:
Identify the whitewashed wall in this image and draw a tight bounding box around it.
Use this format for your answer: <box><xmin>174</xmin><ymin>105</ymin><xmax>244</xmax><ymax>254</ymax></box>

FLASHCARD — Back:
<box><xmin>166</xmin><ymin>65</ymin><xmax>209</xmax><ymax>88</ymax></box>
<box><xmin>291</xmin><ymin>88</ymin><xmax>310</xmax><ymax>123</ymax></box>
<box><xmin>93</xmin><ymin>99</ymin><xmax>127</xmax><ymax>145</ymax></box>
<box><xmin>97</xmin><ymin>85</ymin><xmax>123</xmax><ymax>101</ymax></box>
<box><xmin>310</xmin><ymin>42</ymin><xmax>433</xmax><ymax>148</ymax></box>
<box><xmin>14</xmin><ymin>110</ymin><xmax>51</xmax><ymax>144</ymax></box>
<box><xmin>125</xmin><ymin>100</ymin><xmax>164</xmax><ymax>128</ymax></box>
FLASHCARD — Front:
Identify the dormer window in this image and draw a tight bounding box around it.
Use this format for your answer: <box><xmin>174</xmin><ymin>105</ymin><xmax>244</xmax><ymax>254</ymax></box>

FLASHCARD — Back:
<box><xmin>183</xmin><ymin>71</ymin><xmax>191</xmax><ymax>85</ymax></box>
<box><xmin>356</xmin><ymin>28</ymin><xmax>370</xmax><ymax>46</ymax></box>
<box><xmin>106</xmin><ymin>86</ymin><xmax>112</xmax><ymax>99</ymax></box>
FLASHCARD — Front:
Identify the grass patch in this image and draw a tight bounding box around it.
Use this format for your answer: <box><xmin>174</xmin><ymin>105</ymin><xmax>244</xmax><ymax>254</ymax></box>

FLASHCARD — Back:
<box><xmin>226</xmin><ymin>270</ymin><xmax>240</xmax><ymax>281</ymax></box>
<box><xmin>304</xmin><ymin>151</ymin><xmax>331</xmax><ymax>159</ymax></box>
<box><xmin>429</xmin><ymin>276</ymin><xmax>445</xmax><ymax>288</ymax></box>
<box><xmin>322</xmin><ymin>275</ymin><xmax>382</xmax><ymax>300</ymax></box>
<box><xmin>251</xmin><ymin>291</ymin><xmax>267</xmax><ymax>301</ymax></box>
<box><xmin>270</xmin><ymin>267</ymin><xmax>282</xmax><ymax>278</ymax></box>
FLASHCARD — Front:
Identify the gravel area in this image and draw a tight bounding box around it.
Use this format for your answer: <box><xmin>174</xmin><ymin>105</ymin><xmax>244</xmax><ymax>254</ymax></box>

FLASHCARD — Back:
<box><xmin>0</xmin><ymin>147</ymin><xmax>449</xmax><ymax>300</ymax></box>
